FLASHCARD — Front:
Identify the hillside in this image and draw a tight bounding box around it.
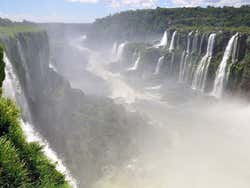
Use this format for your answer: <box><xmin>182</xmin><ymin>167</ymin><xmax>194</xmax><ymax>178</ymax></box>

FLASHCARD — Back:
<box><xmin>90</xmin><ymin>6</ymin><xmax>250</xmax><ymax>42</ymax></box>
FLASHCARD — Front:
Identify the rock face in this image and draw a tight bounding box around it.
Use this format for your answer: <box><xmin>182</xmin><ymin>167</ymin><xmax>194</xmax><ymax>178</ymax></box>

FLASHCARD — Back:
<box><xmin>0</xmin><ymin>44</ymin><xmax>5</xmax><ymax>88</ymax></box>
<box><xmin>120</xmin><ymin>30</ymin><xmax>250</xmax><ymax>98</ymax></box>
<box><xmin>0</xmin><ymin>30</ymin><xmax>150</xmax><ymax>187</ymax></box>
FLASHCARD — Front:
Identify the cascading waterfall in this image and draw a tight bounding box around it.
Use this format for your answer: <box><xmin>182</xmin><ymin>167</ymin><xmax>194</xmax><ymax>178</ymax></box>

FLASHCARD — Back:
<box><xmin>179</xmin><ymin>31</ymin><xmax>193</xmax><ymax>82</ymax></box>
<box><xmin>116</xmin><ymin>42</ymin><xmax>127</xmax><ymax>60</ymax></box>
<box><xmin>192</xmin><ymin>33</ymin><xmax>216</xmax><ymax>91</ymax></box>
<box><xmin>156</xmin><ymin>30</ymin><xmax>168</xmax><ymax>48</ymax></box>
<box><xmin>211</xmin><ymin>33</ymin><xmax>239</xmax><ymax>98</ymax></box>
<box><xmin>169</xmin><ymin>31</ymin><xmax>177</xmax><ymax>52</ymax></box>
<box><xmin>185</xmin><ymin>31</ymin><xmax>200</xmax><ymax>82</ymax></box>
<box><xmin>168</xmin><ymin>31</ymin><xmax>177</xmax><ymax>73</ymax></box>
<box><xmin>170</xmin><ymin>53</ymin><xmax>175</xmax><ymax>73</ymax></box>
<box><xmin>191</xmin><ymin>31</ymin><xmax>199</xmax><ymax>53</ymax></box>
<box><xmin>127</xmin><ymin>55</ymin><xmax>141</xmax><ymax>71</ymax></box>
<box><xmin>154</xmin><ymin>56</ymin><xmax>164</xmax><ymax>75</ymax></box>
<box><xmin>2</xmin><ymin>52</ymin><xmax>77</xmax><ymax>188</ymax></box>
<box><xmin>178</xmin><ymin>51</ymin><xmax>186</xmax><ymax>82</ymax></box>
<box><xmin>199</xmin><ymin>33</ymin><xmax>206</xmax><ymax>55</ymax></box>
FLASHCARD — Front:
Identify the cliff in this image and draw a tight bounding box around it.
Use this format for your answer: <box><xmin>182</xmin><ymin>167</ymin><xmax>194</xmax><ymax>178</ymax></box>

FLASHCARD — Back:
<box><xmin>0</xmin><ymin>24</ymin><xmax>151</xmax><ymax>187</ymax></box>
<box><xmin>0</xmin><ymin>39</ymin><xmax>69</xmax><ymax>187</ymax></box>
<box><xmin>119</xmin><ymin>30</ymin><xmax>250</xmax><ymax>98</ymax></box>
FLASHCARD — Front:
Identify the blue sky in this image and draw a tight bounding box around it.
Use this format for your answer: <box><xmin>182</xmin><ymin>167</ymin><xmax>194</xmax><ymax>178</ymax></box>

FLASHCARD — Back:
<box><xmin>0</xmin><ymin>0</ymin><xmax>249</xmax><ymax>23</ymax></box>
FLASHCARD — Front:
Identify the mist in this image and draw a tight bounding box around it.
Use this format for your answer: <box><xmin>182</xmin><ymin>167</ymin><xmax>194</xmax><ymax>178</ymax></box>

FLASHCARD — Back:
<box><xmin>1</xmin><ymin>6</ymin><xmax>250</xmax><ymax>188</ymax></box>
<box><xmin>43</xmin><ymin>24</ymin><xmax>250</xmax><ymax>188</ymax></box>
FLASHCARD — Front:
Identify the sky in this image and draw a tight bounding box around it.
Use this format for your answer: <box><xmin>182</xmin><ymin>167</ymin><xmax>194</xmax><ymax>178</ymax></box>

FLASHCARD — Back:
<box><xmin>0</xmin><ymin>0</ymin><xmax>249</xmax><ymax>23</ymax></box>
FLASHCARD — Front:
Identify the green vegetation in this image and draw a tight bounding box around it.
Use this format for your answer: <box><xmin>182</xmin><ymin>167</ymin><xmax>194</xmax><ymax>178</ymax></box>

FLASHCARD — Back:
<box><xmin>91</xmin><ymin>6</ymin><xmax>250</xmax><ymax>40</ymax></box>
<box><xmin>0</xmin><ymin>25</ymin><xmax>42</xmax><ymax>37</ymax></box>
<box><xmin>0</xmin><ymin>43</ymin><xmax>69</xmax><ymax>187</ymax></box>
<box><xmin>0</xmin><ymin>97</ymin><xmax>69</xmax><ymax>188</ymax></box>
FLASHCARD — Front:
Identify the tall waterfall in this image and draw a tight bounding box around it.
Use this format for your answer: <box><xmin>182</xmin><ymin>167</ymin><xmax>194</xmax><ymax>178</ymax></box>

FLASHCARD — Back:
<box><xmin>178</xmin><ymin>51</ymin><xmax>186</xmax><ymax>82</ymax></box>
<box><xmin>179</xmin><ymin>31</ymin><xmax>193</xmax><ymax>82</ymax></box>
<box><xmin>192</xmin><ymin>33</ymin><xmax>216</xmax><ymax>91</ymax></box>
<box><xmin>2</xmin><ymin>52</ymin><xmax>77</xmax><ymax>188</ymax></box>
<box><xmin>127</xmin><ymin>55</ymin><xmax>141</xmax><ymax>71</ymax></box>
<box><xmin>154</xmin><ymin>56</ymin><xmax>164</xmax><ymax>75</ymax></box>
<box><xmin>156</xmin><ymin>30</ymin><xmax>168</xmax><ymax>48</ymax></box>
<box><xmin>116</xmin><ymin>42</ymin><xmax>127</xmax><ymax>60</ymax></box>
<box><xmin>211</xmin><ymin>33</ymin><xmax>239</xmax><ymax>98</ymax></box>
<box><xmin>169</xmin><ymin>31</ymin><xmax>177</xmax><ymax>52</ymax></box>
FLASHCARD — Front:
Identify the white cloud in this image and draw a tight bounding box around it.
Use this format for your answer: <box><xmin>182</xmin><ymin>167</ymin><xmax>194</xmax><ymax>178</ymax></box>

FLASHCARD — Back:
<box><xmin>66</xmin><ymin>0</ymin><xmax>157</xmax><ymax>8</ymax></box>
<box><xmin>0</xmin><ymin>12</ymin><xmax>92</xmax><ymax>23</ymax></box>
<box><xmin>171</xmin><ymin>0</ymin><xmax>250</xmax><ymax>7</ymax></box>
<box><xmin>66</xmin><ymin>0</ymin><xmax>99</xmax><ymax>3</ymax></box>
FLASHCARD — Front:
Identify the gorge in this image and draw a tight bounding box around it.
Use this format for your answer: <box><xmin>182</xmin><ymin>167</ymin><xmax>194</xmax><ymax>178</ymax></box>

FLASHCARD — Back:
<box><xmin>0</xmin><ymin>5</ymin><xmax>250</xmax><ymax>188</ymax></box>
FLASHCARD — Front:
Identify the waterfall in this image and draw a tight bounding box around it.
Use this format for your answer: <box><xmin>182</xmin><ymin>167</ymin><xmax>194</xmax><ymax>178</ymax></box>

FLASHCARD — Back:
<box><xmin>211</xmin><ymin>33</ymin><xmax>239</xmax><ymax>98</ymax></box>
<box><xmin>178</xmin><ymin>51</ymin><xmax>186</xmax><ymax>82</ymax></box>
<box><xmin>154</xmin><ymin>56</ymin><xmax>164</xmax><ymax>75</ymax></box>
<box><xmin>186</xmin><ymin>31</ymin><xmax>193</xmax><ymax>54</ymax></box>
<box><xmin>127</xmin><ymin>55</ymin><xmax>141</xmax><ymax>71</ymax></box>
<box><xmin>2</xmin><ymin>52</ymin><xmax>77</xmax><ymax>188</ymax></box>
<box><xmin>170</xmin><ymin>53</ymin><xmax>175</xmax><ymax>73</ymax></box>
<box><xmin>169</xmin><ymin>31</ymin><xmax>177</xmax><ymax>52</ymax></box>
<box><xmin>191</xmin><ymin>31</ymin><xmax>199</xmax><ymax>53</ymax></box>
<box><xmin>116</xmin><ymin>42</ymin><xmax>127</xmax><ymax>60</ymax></box>
<box><xmin>191</xmin><ymin>33</ymin><xmax>216</xmax><ymax>91</ymax></box>
<box><xmin>179</xmin><ymin>31</ymin><xmax>193</xmax><ymax>82</ymax></box>
<box><xmin>112</xmin><ymin>42</ymin><xmax>118</xmax><ymax>57</ymax></box>
<box><xmin>156</xmin><ymin>30</ymin><xmax>168</xmax><ymax>48</ymax></box>
<box><xmin>199</xmin><ymin>33</ymin><xmax>206</xmax><ymax>55</ymax></box>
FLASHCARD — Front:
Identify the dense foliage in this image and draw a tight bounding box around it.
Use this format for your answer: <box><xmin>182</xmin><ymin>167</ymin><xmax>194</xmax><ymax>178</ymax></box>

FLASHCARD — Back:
<box><xmin>0</xmin><ymin>97</ymin><xmax>69</xmax><ymax>188</ymax></box>
<box><xmin>91</xmin><ymin>6</ymin><xmax>250</xmax><ymax>41</ymax></box>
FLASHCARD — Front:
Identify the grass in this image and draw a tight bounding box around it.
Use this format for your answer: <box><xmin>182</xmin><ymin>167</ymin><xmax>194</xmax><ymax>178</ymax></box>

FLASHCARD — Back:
<box><xmin>0</xmin><ymin>97</ymin><xmax>70</xmax><ymax>187</ymax></box>
<box><xmin>0</xmin><ymin>25</ymin><xmax>43</xmax><ymax>37</ymax></box>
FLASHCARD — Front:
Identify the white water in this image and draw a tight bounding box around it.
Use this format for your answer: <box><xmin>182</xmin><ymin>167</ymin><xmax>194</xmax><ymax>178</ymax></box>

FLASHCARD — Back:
<box><xmin>170</xmin><ymin>52</ymin><xmax>175</xmax><ymax>73</ymax></box>
<box><xmin>169</xmin><ymin>31</ymin><xmax>177</xmax><ymax>52</ymax></box>
<box><xmin>2</xmin><ymin>52</ymin><xmax>77</xmax><ymax>188</ymax></box>
<box><xmin>211</xmin><ymin>33</ymin><xmax>239</xmax><ymax>98</ymax></box>
<box><xmin>199</xmin><ymin>33</ymin><xmax>206</xmax><ymax>55</ymax></box>
<box><xmin>153</xmin><ymin>56</ymin><xmax>164</xmax><ymax>75</ymax></box>
<box><xmin>86</xmin><ymin>50</ymin><xmax>161</xmax><ymax>104</ymax></box>
<box><xmin>145</xmin><ymin>84</ymin><xmax>162</xmax><ymax>90</ymax></box>
<box><xmin>192</xmin><ymin>33</ymin><xmax>216</xmax><ymax>91</ymax></box>
<box><xmin>49</xmin><ymin>62</ymin><xmax>58</xmax><ymax>72</ymax></box>
<box><xmin>191</xmin><ymin>31</ymin><xmax>199</xmax><ymax>53</ymax></box>
<box><xmin>178</xmin><ymin>51</ymin><xmax>186</xmax><ymax>82</ymax></box>
<box><xmin>186</xmin><ymin>31</ymin><xmax>193</xmax><ymax>54</ymax></box>
<box><xmin>156</xmin><ymin>31</ymin><xmax>168</xmax><ymax>48</ymax></box>
<box><xmin>89</xmin><ymin>39</ymin><xmax>250</xmax><ymax>188</ymax></box>
<box><xmin>179</xmin><ymin>31</ymin><xmax>193</xmax><ymax>82</ymax></box>
<box><xmin>127</xmin><ymin>55</ymin><xmax>141</xmax><ymax>71</ymax></box>
<box><xmin>116</xmin><ymin>42</ymin><xmax>127</xmax><ymax>60</ymax></box>
<box><xmin>112</xmin><ymin>42</ymin><xmax>118</xmax><ymax>57</ymax></box>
